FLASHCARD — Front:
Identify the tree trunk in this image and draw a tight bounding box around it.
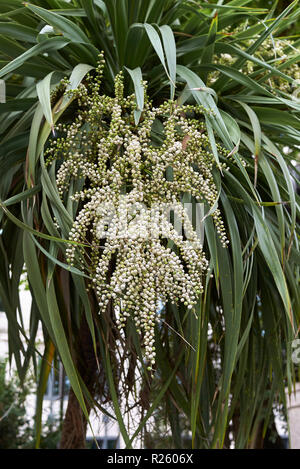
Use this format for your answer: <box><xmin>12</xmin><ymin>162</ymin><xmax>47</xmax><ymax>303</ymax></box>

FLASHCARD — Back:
<box><xmin>59</xmin><ymin>388</ymin><xmax>91</xmax><ymax>449</ymax></box>
<box><xmin>59</xmin><ymin>315</ymin><xmax>98</xmax><ymax>449</ymax></box>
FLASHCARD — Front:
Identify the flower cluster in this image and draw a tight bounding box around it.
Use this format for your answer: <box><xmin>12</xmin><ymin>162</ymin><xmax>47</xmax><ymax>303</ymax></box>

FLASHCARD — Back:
<box><xmin>46</xmin><ymin>55</ymin><xmax>231</xmax><ymax>368</ymax></box>
<box><xmin>208</xmin><ymin>35</ymin><xmax>299</xmax><ymax>93</ymax></box>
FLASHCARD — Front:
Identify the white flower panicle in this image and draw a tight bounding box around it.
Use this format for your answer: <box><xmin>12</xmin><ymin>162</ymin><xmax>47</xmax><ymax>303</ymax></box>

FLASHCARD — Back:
<box><xmin>46</xmin><ymin>55</ymin><xmax>231</xmax><ymax>368</ymax></box>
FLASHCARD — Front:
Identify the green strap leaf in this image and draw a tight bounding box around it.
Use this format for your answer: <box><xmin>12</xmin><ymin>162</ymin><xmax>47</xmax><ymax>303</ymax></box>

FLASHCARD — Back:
<box><xmin>36</xmin><ymin>71</ymin><xmax>56</xmax><ymax>130</ymax></box>
<box><xmin>0</xmin><ymin>98</ymin><xmax>37</xmax><ymax>114</ymax></box>
<box><xmin>61</xmin><ymin>63</ymin><xmax>94</xmax><ymax>109</ymax></box>
<box><xmin>0</xmin><ymin>200</ymin><xmax>89</xmax><ymax>248</ymax></box>
<box><xmin>24</xmin><ymin>3</ymin><xmax>90</xmax><ymax>44</ymax></box>
<box><xmin>236</xmin><ymin>101</ymin><xmax>261</xmax><ymax>187</ymax></box>
<box><xmin>159</xmin><ymin>25</ymin><xmax>176</xmax><ymax>99</ymax></box>
<box><xmin>46</xmin><ymin>272</ymin><xmax>90</xmax><ymax>423</ymax></box>
<box><xmin>0</xmin><ymin>37</ymin><xmax>70</xmax><ymax>79</ymax></box>
<box><xmin>125</xmin><ymin>66</ymin><xmax>144</xmax><ymax>125</ymax></box>
<box><xmin>0</xmin><ymin>22</ymin><xmax>37</xmax><ymax>43</ymax></box>
<box><xmin>0</xmin><ymin>79</ymin><xmax>5</xmax><ymax>103</ymax></box>
<box><xmin>35</xmin><ymin>340</ymin><xmax>55</xmax><ymax>448</ymax></box>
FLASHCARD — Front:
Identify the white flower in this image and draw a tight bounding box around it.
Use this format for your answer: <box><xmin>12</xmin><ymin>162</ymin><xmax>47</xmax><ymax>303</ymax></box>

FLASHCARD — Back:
<box><xmin>48</xmin><ymin>63</ymin><xmax>231</xmax><ymax>365</ymax></box>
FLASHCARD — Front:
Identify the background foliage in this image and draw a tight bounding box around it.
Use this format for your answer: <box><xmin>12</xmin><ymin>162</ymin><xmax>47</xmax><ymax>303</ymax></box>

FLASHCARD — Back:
<box><xmin>0</xmin><ymin>0</ymin><xmax>299</xmax><ymax>449</ymax></box>
<box><xmin>0</xmin><ymin>359</ymin><xmax>33</xmax><ymax>449</ymax></box>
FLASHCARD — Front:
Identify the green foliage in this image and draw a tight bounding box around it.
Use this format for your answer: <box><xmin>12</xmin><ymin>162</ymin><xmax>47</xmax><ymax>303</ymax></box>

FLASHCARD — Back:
<box><xmin>0</xmin><ymin>359</ymin><xmax>33</xmax><ymax>449</ymax></box>
<box><xmin>0</xmin><ymin>357</ymin><xmax>63</xmax><ymax>449</ymax></box>
<box><xmin>0</xmin><ymin>0</ymin><xmax>299</xmax><ymax>449</ymax></box>
<box><xmin>24</xmin><ymin>418</ymin><xmax>61</xmax><ymax>449</ymax></box>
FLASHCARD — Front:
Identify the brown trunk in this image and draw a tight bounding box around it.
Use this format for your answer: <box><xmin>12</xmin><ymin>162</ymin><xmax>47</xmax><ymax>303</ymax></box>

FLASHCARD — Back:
<box><xmin>59</xmin><ymin>388</ymin><xmax>91</xmax><ymax>449</ymax></box>
<box><xmin>249</xmin><ymin>422</ymin><xmax>264</xmax><ymax>449</ymax></box>
<box><xmin>59</xmin><ymin>314</ymin><xmax>98</xmax><ymax>449</ymax></box>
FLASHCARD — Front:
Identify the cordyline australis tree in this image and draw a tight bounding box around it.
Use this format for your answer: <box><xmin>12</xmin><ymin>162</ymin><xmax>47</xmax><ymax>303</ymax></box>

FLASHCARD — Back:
<box><xmin>0</xmin><ymin>0</ymin><xmax>299</xmax><ymax>449</ymax></box>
